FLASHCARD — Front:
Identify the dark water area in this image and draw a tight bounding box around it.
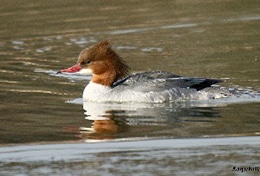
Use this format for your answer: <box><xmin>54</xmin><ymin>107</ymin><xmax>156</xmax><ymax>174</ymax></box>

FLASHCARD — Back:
<box><xmin>0</xmin><ymin>0</ymin><xmax>260</xmax><ymax>175</ymax></box>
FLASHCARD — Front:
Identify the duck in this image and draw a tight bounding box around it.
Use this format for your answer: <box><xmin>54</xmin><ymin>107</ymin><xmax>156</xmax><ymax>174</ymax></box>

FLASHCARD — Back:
<box><xmin>58</xmin><ymin>41</ymin><xmax>232</xmax><ymax>102</ymax></box>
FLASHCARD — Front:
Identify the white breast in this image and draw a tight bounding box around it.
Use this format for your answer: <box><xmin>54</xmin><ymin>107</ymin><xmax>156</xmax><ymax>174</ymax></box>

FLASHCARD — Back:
<box><xmin>83</xmin><ymin>81</ymin><xmax>199</xmax><ymax>102</ymax></box>
<box><xmin>83</xmin><ymin>82</ymin><xmax>112</xmax><ymax>102</ymax></box>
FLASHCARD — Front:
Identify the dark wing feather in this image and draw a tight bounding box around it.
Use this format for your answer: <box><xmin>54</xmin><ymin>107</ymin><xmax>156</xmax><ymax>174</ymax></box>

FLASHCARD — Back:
<box><xmin>112</xmin><ymin>71</ymin><xmax>221</xmax><ymax>91</ymax></box>
<box><xmin>188</xmin><ymin>78</ymin><xmax>222</xmax><ymax>90</ymax></box>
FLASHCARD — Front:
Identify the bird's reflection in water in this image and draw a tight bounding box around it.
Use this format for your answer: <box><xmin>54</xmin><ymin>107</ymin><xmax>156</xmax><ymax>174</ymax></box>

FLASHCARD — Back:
<box><xmin>76</xmin><ymin>100</ymin><xmax>223</xmax><ymax>141</ymax></box>
<box><xmin>79</xmin><ymin>112</ymin><xmax>129</xmax><ymax>140</ymax></box>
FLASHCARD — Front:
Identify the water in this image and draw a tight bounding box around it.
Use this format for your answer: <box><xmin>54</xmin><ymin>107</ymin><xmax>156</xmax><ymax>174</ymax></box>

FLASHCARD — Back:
<box><xmin>1</xmin><ymin>137</ymin><xmax>260</xmax><ymax>176</ymax></box>
<box><xmin>0</xmin><ymin>0</ymin><xmax>259</xmax><ymax>175</ymax></box>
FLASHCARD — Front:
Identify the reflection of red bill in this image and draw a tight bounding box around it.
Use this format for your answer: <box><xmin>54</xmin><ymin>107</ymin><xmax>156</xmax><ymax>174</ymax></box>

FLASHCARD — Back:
<box><xmin>57</xmin><ymin>63</ymin><xmax>81</xmax><ymax>74</ymax></box>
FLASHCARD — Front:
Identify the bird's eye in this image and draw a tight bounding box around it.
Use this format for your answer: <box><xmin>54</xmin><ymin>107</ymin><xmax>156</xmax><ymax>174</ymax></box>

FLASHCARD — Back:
<box><xmin>81</xmin><ymin>60</ymin><xmax>91</xmax><ymax>65</ymax></box>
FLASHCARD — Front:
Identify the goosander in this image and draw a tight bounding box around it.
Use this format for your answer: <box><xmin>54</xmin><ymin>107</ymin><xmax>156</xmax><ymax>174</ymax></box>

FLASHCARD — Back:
<box><xmin>59</xmin><ymin>41</ymin><xmax>231</xmax><ymax>102</ymax></box>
